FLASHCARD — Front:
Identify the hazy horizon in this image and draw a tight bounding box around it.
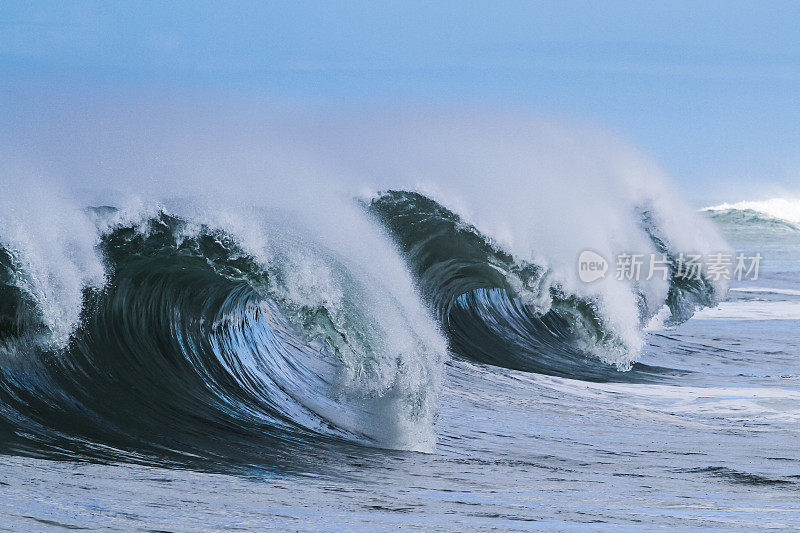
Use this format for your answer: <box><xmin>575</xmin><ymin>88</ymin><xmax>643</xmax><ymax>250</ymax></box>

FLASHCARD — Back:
<box><xmin>3</xmin><ymin>1</ymin><xmax>799</xmax><ymax>204</ymax></box>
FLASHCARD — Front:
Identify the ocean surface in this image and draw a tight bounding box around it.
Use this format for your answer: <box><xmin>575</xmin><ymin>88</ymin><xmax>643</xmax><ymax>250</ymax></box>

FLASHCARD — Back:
<box><xmin>1</xmin><ymin>131</ymin><xmax>799</xmax><ymax>530</ymax></box>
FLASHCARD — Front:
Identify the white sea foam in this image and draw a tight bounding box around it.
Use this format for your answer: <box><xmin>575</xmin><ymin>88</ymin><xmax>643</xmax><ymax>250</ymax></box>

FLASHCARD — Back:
<box><xmin>692</xmin><ymin>301</ymin><xmax>800</xmax><ymax>321</ymax></box>
<box><xmin>729</xmin><ymin>286</ymin><xmax>800</xmax><ymax>296</ymax></box>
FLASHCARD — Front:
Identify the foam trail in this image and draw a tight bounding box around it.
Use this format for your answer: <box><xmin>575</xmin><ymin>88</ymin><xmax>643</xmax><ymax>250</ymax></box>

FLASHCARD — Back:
<box><xmin>729</xmin><ymin>287</ymin><xmax>800</xmax><ymax>296</ymax></box>
<box><xmin>692</xmin><ymin>301</ymin><xmax>800</xmax><ymax>321</ymax></box>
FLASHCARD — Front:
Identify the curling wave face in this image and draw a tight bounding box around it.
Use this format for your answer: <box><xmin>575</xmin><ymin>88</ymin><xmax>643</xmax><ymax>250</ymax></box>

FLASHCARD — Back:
<box><xmin>0</xmin><ymin>202</ymin><xmax>446</xmax><ymax>462</ymax></box>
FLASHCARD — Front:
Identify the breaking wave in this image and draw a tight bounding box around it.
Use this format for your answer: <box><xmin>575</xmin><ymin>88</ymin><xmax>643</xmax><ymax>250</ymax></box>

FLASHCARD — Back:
<box><xmin>703</xmin><ymin>199</ymin><xmax>800</xmax><ymax>234</ymax></box>
<box><xmin>0</xmin><ymin>107</ymin><xmax>731</xmax><ymax>463</ymax></box>
<box><xmin>368</xmin><ymin>190</ymin><xmax>723</xmax><ymax>381</ymax></box>
<box><xmin>0</xmin><ymin>196</ymin><xmax>446</xmax><ymax>462</ymax></box>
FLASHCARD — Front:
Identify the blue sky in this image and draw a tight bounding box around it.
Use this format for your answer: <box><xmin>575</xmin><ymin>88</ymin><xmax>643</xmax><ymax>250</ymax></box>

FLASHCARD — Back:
<box><xmin>2</xmin><ymin>1</ymin><xmax>799</xmax><ymax>201</ymax></box>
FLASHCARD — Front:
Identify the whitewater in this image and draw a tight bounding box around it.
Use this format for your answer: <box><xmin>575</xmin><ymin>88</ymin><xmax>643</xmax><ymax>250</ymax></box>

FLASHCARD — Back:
<box><xmin>1</xmin><ymin>102</ymin><xmax>798</xmax><ymax>530</ymax></box>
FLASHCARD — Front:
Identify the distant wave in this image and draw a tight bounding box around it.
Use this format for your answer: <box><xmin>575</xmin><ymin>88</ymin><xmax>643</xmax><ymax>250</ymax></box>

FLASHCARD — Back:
<box><xmin>703</xmin><ymin>198</ymin><xmax>800</xmax><ymax>232</ymax></box>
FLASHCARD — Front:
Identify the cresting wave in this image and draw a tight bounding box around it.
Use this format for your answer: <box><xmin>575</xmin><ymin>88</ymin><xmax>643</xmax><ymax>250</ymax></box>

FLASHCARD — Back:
<box><xmin>0</xmin><ymin>107</ymin><xmax>731</xmax><ymax>461</ymax></box>
<box><xmin>703</xmin><ymin>198</ymin><xmax>800</xmax><ymax>234</ymax></box>
<box><xmin>367</xmin><ymin>190</ymin><xmax>722</xmax><ymax>381</ymax></box>
<box><xmin>0</xmin><ymin>195</ymin><xmax>447</xmax><ymax>461</ymax></box>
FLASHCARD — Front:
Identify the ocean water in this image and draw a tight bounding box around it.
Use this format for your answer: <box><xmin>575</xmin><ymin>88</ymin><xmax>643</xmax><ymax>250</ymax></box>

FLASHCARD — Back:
<box><xmin>1</xmin><ymin>114</ymin><xmax>798</xmax><ymax>530</ymax></box>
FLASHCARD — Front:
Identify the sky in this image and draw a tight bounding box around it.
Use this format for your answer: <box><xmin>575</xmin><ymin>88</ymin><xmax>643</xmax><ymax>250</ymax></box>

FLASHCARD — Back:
<box><xmin>2</xmin><ymin>1</ymin><xmax>799</xmax><ymax>203</ymax></box>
